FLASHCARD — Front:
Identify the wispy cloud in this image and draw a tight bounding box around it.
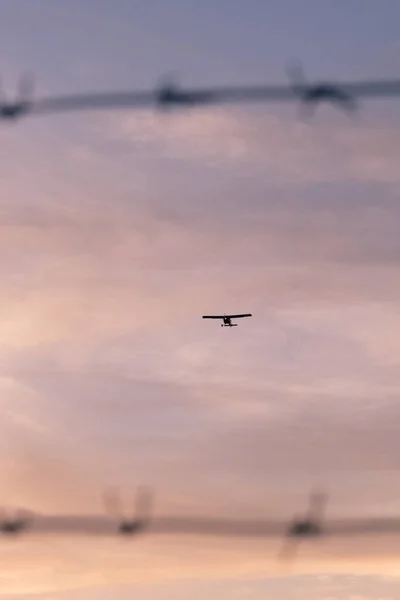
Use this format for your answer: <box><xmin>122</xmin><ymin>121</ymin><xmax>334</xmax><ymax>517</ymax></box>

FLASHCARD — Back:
<box><xmin>0</xmin><ymin>29</ymin><xmax>400</xmax><ymax>599</ymax></box>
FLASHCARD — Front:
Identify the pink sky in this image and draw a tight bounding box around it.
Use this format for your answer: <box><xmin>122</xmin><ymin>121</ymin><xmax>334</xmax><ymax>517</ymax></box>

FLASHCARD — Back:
<box><xmin>1</xmin><ymin>1</ymin><xmax>400</xmax><ymax>598</ymax></box>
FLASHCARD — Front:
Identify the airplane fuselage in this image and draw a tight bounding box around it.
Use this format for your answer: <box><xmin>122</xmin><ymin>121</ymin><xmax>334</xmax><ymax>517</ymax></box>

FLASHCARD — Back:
<box><xmin>203</xmin><ymin>313</ymin><xmax>251</xmax><ymax>327</ymax></box>
<box><xmin>222</xmin><ymin>316</ymin><xmax>237</xmax><ymax>327</ymax></box>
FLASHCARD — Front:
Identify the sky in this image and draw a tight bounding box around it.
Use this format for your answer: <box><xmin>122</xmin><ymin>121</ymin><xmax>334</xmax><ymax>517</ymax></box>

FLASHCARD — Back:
<box><xmin>1</xmin><ymin>0</ymin><xmax>400</xmax><ymax>598</ymax></box>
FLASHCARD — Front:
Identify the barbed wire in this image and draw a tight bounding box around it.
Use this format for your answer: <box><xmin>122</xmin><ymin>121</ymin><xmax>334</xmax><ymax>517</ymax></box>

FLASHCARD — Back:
<box><xmin>2</xmin><ymin>62</ymin><xmax>400</xmax><ymax>122</ymax></box>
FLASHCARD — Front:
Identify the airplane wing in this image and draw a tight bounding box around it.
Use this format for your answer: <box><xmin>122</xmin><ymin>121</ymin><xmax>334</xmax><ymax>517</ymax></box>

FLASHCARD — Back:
<box><xmin>226</xmin><ymin>313</ymin><xmax>252</xmax><ymax>319</ymax></box>
<box><xmin>202</xmin><ymin>315</ymin><xmax>225</xmax><ymax>319</ymax></box>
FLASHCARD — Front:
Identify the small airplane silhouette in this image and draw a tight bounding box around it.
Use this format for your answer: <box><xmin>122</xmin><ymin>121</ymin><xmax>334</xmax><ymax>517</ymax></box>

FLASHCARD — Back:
<box><xmin>202</xmin><ymin>313</ymin><xmax>252</xmax><ymax>327</ymax></box>
<box><xmin>103</xmin><ymin>486</ymin><xmax>153</xmax><ymax>535</ymax></box>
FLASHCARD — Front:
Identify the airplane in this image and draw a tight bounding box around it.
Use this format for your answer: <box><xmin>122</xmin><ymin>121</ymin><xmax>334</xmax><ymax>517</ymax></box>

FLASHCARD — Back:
<box><xmin>0</xmin><ymin>73</ymin><xmax>34</xmax><ymax>120</ymax></box>
<box><xmin>103</xmin><ymin>486</ymin><xmax>154</xmax><ymax>535</ymax></box>
<box><xmin>202</xmin><ymin>313</ymin><xmax>252</xmax><ymax>327</ymax></box>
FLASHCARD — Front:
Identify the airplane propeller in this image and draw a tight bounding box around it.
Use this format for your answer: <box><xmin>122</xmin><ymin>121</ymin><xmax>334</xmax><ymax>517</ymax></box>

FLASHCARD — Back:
<box><xmin>0</xmin><ymin>72</ymin><xmax>34</xmax><ymax>119</ymax></box>
<box><xmin>278</xmin><ymin>489</ymin><xmax>328</xmax><ymax>564</ymax></box>
<box><xmin>103</xmin><ymin>486</ymin><xmax>154</xmax><ymax>535</ymax></box>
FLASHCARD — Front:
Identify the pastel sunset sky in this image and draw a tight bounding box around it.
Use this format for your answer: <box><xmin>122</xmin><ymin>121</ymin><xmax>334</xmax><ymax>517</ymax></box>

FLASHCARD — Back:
<box><xmin>1</xmin><ymin>1</ymin><xmax>400</xmax><ymax>598</ymax></box>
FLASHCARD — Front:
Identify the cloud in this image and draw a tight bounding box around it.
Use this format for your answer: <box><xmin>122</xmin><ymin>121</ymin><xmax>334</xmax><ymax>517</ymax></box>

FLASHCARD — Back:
<box><xmin>1</xmin><ymin>75</ymin><xmax>400</xmax><ymax>598</ymax></box>
<box><xmin>103</xmin><ymin>107</ymin><xmax>400</xmax><ymax>183</ymax></box>
<box><xmin>1</xmin><ymin>536</ymin><xmax>400</xmax><ymax>597</ymax></box>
